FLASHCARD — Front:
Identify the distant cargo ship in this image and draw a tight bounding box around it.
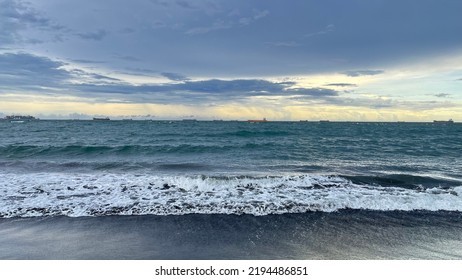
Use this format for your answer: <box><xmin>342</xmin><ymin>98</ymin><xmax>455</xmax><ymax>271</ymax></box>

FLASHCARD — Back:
<box><xmin>433</xmin><ymin>119</ymin><xmax>454</xmax><ymax>123</ymax></box>
<box><xmin>93</xmin><ymin>117</ymin><xmax>110</xmax><ymax>121</ymax></box>
<box><xmin>247</xmin><ymin>118</ymin><xmax>268</xmax><ymax>123</ymax></box>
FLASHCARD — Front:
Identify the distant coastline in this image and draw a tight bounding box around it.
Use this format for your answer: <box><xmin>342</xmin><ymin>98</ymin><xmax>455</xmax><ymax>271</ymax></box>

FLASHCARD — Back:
<box><xmin>1</xmin><ymin>115</ymin><xmax>38</xmax><ymax>122</ymax></box>
<box><xmin>0</xmin><ymin>114</ymin><xmax>458</xmax><ymax>123</ymax></box>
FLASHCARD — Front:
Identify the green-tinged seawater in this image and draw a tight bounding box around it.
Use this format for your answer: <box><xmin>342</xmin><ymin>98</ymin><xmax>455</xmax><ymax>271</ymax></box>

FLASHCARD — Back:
<box><xmin>0</xmin><ymin>120</ymin><xmax>461</xmax><ymax>217</ymax></box>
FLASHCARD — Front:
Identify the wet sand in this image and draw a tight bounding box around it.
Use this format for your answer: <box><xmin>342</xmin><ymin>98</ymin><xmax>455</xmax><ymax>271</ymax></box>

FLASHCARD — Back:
<box><xmin>0</xmin><ymin>210</ymin><xmax>461</xmax><ymax>259</ymax></box>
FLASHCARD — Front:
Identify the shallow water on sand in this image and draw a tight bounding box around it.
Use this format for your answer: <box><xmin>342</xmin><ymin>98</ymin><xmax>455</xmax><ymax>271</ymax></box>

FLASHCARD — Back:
<box><xmin>1</xmin><ymin>211</ymin><xmax>461</xmax><ymax>259</ymax></box>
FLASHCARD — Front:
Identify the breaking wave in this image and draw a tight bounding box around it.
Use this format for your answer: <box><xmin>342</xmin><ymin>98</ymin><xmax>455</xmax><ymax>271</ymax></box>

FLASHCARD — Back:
<box><xmin>1</xmin><ymin>173</ymin><xmax>461</xmax><ymax>218</ymax></box>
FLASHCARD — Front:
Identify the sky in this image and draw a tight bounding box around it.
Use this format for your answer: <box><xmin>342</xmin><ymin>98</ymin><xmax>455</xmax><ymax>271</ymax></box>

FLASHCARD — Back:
<box><xmin>1</xmin><ymin>0</ymin><xmax>462</xmax><ymax>121</ymax></box>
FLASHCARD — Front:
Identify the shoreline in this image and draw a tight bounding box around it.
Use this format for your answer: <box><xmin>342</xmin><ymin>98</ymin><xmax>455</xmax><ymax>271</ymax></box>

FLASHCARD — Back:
<box><xmin>1</xmin><ymin>210</ymin><xmax>461</xmax><ymax>260</ymax></box>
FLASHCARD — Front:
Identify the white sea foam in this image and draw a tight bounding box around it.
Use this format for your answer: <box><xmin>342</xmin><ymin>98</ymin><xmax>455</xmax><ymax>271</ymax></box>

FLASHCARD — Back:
<box><xmin>0</xmin><ymin>173</ymin><xmax>461</xmax><ymax>218</ymax></box>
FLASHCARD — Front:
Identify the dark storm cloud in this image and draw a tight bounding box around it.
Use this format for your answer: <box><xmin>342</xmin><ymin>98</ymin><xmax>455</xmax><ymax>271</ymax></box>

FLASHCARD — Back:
<box><xmin>5</xmin><ymin>0</ymin><xmax>462</xmax><ymax>77</ymax></box>
<box><xmin>285</xmin><ymin>87</ymin><xmax>338</xmax><ymax>97</ymax></box>
<box><xmin>325</xmin><ymin>83</ymin><xmax>357</xmax><ymax>87</ymax></box>
<box><xmin>0</xmin><ymin>53</ymin><xmax>120</xmax><ymax>93</ymax></box>
<box><xmin>71</xmin><ymin>79</ymin><xmax>337</xmax><ymax>100</ymax></box>
<box><xmin>0</xmin><ymin>52</ymin><xmax>70</xmax><ymax>87</ymax></box>
<box><xmin>68</xmin><ymin>69</ymin><xmax>122</xmax><ymax>83</ymax></box>
<box><xmin>177</xmin><ymin>79</ymin><xmax>291</xmax><ymax>94</ymax></box>
<box><xmin>0</xmin><ymin>52</ymin><xmax>338</xmax><ymax>103</ymax></box>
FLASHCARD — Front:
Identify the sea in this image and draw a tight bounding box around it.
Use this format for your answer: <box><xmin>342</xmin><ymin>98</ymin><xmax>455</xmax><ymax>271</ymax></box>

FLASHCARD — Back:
<box><xmin>0</xmin><ymin>120</ymin><xmax>461</xmax><ymax>259</ymax></box>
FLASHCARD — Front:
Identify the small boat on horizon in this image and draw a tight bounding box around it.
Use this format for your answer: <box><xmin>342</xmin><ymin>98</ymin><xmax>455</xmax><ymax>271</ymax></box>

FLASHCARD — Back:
<box><xmin>433</xmin><ymin>119</ymin><xmax>454</xmax><ymax>123</ymax></box>
<box><xmin>93</xmin><ymin>117</ymin><xmax>110</xmax><ymax>121</ymax></box>
<box><xmin>247</xmin><ymin>118</ymin><xmax>268</xmax><ymax>123</ymax></box>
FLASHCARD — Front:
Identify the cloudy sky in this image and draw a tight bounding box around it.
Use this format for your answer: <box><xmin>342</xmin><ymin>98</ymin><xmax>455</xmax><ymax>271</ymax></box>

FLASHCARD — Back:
<box><xmin>1</xmin><ymin>0</ymin><xmax>462</xmax><ymax>120</ymax></box>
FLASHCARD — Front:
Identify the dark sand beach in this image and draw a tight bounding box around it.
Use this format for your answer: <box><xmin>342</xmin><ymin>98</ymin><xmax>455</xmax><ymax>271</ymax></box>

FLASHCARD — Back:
<box><xmin>1</xmin><ymin>210</ymin><xmax>461</xmax><ymax>260</ymax></box>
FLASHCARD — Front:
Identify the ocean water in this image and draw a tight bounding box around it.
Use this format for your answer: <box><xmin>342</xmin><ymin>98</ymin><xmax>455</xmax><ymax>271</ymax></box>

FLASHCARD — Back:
<box><xmin>1</xmin><ymin>120</ymin><xmax>462</xmax><ymax>259</ymax></box>
<box><xmin>0</xmin><ymin>120</ymin><xmax>461</xmax><ymax>218</ymax></box>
